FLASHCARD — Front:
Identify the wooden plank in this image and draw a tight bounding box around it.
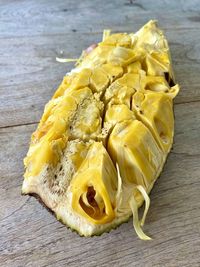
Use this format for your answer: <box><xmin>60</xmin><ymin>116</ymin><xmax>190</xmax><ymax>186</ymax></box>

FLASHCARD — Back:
<box><xmin>0</xmin><ymin>102</ymin><xmax>200</xmax><ymax>267</ymax></box>
<box><xmin>0</xmin><ymin>33</ymin><xmax>100</xmax><ymax>127</ymax></box>
<box><xmin>1</xmin><ymin>0</ymin><xmax>200</xmax><ymax>38</ymax></box>
<box><xmin>1</xmin><ymin>0</ymin><xmax>200</xmax><ymax>266</ymax></box>
<box><xmin>1</xmin><ymin>27</ymin><xmax>200</xmax><ymax>127</ymax></box>
<box><xmin>1</xmin><ymin>0</ymin><xmax>200</xmax><ymax>128</ymax></box>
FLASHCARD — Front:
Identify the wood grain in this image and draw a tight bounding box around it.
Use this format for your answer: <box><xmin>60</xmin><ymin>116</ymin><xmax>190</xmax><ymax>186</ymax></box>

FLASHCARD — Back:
<box><xmin>0</xmin><ymin>0</ymin><xmax>200</xmax><ymax>266</ymax></box>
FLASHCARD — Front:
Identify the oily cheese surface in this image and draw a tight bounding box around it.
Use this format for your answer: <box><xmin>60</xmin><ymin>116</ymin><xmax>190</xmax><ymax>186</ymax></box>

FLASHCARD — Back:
<box><xmin>22</xmin><ymin>20</ymin><xmax>180</xmax><ymax>238</ymax></box>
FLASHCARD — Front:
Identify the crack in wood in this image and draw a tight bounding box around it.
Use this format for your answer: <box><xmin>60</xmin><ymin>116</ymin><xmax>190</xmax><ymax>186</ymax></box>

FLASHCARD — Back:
<box><xmin>0</xmin><ymin>121</ymin><xmax>39</xmax><ymax>130</ymax></box>
<box><xmin>0</xmin><ymin>197</ymin><xmax>30</xmax><ymax>223</ymax></box>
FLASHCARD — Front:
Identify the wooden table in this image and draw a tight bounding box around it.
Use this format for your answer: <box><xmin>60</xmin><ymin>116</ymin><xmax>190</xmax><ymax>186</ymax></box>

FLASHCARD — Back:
<box><xmin>0</xmin><ymin>1</ymin><xmax>200</xmax><ymax>266</ymax></box>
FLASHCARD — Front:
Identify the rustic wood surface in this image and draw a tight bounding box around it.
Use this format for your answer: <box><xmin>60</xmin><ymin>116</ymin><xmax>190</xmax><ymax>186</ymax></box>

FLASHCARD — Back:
<box><xmin>0</xmin><ymin>0</ymin><xmax>200</xmax><ymax>266</ymax></box>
